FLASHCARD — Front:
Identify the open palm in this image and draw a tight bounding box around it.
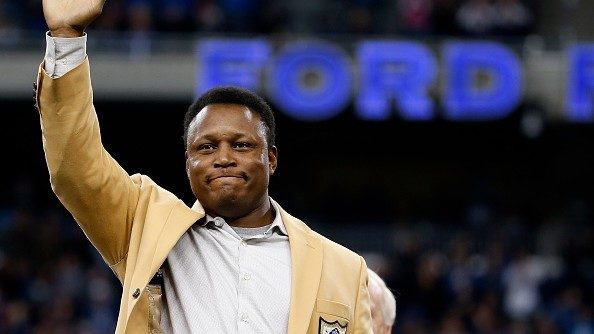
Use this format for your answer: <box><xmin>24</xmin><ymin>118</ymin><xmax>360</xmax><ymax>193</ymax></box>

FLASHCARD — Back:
<box><xmin>42</xmin><ymin>0</ymin><xmax>106</xmax><ymax>36</ymax></box>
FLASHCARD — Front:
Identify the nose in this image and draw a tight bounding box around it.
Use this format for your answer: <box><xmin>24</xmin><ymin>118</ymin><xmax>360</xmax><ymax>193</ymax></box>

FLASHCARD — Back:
<box><xmin>213</xmin><ymin>144</ymin><xmax>237</xmax><ymax>168</ymax></box>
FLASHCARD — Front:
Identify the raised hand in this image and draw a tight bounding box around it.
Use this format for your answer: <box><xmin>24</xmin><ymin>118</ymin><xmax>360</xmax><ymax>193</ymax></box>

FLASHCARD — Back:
<box><xmin>42</xmin><ymin>0</ymin><xmax>107</xmax><ymax>37</ymax></box>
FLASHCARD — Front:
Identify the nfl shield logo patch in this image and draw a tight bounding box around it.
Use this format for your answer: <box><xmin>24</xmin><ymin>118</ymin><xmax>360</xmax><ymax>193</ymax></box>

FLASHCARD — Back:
<box><xmin>319</xmin><ymin>317</ymin><xmax>347</xmax><ymax>334</ymax></box>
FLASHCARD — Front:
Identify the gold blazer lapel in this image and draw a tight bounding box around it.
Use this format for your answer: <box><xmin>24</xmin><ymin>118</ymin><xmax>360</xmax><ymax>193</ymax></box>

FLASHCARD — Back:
<box><xmin>278</xmin><ymin>205</ymin><xmax>323</xmax><ymax>334</ymax></box>
<box><xmin>126</xmin><ymin>200</ymin><xmax>204</xmax><ymax>317</ymax></box>
<box><xmin>150</xmin><ymin>200</ymin><xmax>205</xmax><ymax>273</ymax></box>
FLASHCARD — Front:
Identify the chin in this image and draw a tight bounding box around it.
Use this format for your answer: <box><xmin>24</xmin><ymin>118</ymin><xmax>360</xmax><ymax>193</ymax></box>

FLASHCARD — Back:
<box><xmin>216</xmin><ymin>192</ymin><xmax>240</xmax><ymax>206</ymax></box>
<box><xmin>207</xmin><ymin>192</ymin><xmax>247</xmax><ymax>218</ymax></box>
<box><xmin>197</xmin><ymin>187</ymin><xmax>265</xmax><ymax>219</ymax></box>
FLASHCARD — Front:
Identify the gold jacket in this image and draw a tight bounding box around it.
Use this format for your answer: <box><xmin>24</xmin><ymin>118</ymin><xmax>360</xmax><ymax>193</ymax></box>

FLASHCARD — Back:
<box><xmin>36</xmin><ymin>59</ymin><xmax>372</xmax><ymax>334</ymax></box>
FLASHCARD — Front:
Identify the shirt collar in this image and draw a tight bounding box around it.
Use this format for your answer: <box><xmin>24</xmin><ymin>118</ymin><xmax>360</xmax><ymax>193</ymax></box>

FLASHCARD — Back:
<box><xmin>198</xmin><ymin>197</ymin><xmax>288</xmax><ymax>236</ymax></box>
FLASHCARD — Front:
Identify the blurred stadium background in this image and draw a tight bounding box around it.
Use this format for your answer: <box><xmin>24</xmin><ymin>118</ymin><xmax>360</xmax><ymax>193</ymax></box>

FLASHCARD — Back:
<box><xmin>1</xmin><ymin>0</ymin><xmax>594</xmax><ymax>333</ymax></box>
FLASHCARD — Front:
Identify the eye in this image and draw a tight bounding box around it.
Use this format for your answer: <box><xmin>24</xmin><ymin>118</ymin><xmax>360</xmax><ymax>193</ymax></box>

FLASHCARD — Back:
<box><xmin>198</xmin><ymin>143</ymin><xmax>216</xmax><ymax>152</ymax></box>
<box><xmin>233</xmin><ymin>141</ymin><xmax>252</xmax><ymax>150</ymax></box>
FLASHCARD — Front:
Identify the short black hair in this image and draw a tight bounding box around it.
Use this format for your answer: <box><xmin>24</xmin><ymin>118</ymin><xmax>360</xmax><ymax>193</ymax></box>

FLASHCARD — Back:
<box><xmin>183</xmin><ymin>86</ymin><xmax>276</xmax><ymax>148</ymax></box>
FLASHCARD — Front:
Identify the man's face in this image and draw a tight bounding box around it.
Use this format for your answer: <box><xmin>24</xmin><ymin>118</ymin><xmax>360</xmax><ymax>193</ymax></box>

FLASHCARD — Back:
<box><xmin>185</xmin><ymin>103</ymin><xmax>277</xmax><ymax>219</ymax></box>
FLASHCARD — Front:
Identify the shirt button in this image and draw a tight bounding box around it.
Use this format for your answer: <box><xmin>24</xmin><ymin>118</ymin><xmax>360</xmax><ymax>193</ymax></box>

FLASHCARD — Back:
<box><xmin>213</xmin><ymin>217</ymin><xmax>224</xmax><ymax>227</ymax></box>
<box><xmin>240</xmin><ymin>241</ymin><xmax>247</xmax><ymax>247</ymax></box>
<box><xmin>243</xmin><ymin>273</ymin><xmax>251</xmax><ymax>280</ymax></box>
<box><xmin>241</xmin><ymin>313</ymin><xmax>249</xmax><ymax>322</ymax></box>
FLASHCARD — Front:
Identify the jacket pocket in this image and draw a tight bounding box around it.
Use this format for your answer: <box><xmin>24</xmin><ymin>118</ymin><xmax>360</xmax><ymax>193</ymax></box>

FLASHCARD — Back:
<box><xmin>316</xmin><ymin>299</ymin><xmax>352</xmax><ymax>321</ymax></box>
<box><xmin>312</xmin><ymin>299</ymin><xmax>351</xmax><ymax>334</ymax></box>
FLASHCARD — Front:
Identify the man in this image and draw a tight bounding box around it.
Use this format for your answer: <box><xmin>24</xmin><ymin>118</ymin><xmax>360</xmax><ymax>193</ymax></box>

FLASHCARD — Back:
<box><xmin>36</xmin><ymin>0</ymin><xmax>372</xmax><ymax>333</ymax></box>
<box><xmin>367</xmin><ymin>269</ymin><xmax>396</xmax><ymax>334</ymax></box>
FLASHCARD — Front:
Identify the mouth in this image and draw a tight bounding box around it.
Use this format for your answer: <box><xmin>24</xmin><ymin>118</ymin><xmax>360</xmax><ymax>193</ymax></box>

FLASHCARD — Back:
<box><xmin>207</xmin><ymin>174</ymin><xmax>247</xmax><ymax>183</ymax></box>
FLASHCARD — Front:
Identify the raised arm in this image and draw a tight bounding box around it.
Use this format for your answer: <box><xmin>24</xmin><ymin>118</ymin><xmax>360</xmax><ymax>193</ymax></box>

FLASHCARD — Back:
<box><xmin>38</xmin><ymin>0</ymin><xmax>140</xmax><ymax>276</ymax></box>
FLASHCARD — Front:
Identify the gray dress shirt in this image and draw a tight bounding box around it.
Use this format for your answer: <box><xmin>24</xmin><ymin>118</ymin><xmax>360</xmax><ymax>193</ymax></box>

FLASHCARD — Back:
<box><xmin>161</xmin><ymin>200</ymin><xmax>292</xmax><ymax>333</ymax></box>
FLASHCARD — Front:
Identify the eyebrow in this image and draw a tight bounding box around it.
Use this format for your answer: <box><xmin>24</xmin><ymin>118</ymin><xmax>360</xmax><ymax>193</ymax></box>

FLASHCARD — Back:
<box><xmin>193</xmin><ymin>131</ymin><xmax>254</xmax><ymax>142</ymax></box>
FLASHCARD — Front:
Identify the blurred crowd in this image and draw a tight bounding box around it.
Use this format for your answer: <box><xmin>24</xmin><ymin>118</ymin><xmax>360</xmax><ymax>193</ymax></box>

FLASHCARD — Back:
<box><xmin>368</xmin><ymin>201</ymin><xmax>594</xmax><ymax>333</ymax></box>
<box><xmin>0</xmin><ymin>205</ymin><xmax>119</xmax><ymax>333</ymax></box>
<box><xmin>1</xmin><ymin>191</ymin><xmax>592</xmax><ymax>333</ymax></box>
<box><xmin>0</xmin><ymin>0</ymin><xmax>533</xmax><ymax>37</ymax></box>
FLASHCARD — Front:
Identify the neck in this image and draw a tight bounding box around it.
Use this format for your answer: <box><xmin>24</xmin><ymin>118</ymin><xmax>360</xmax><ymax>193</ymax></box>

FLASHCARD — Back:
<box><xmin>223</xmin><ymin>199</ymin><xmax>275</xmax><ymax>228</ymax></box>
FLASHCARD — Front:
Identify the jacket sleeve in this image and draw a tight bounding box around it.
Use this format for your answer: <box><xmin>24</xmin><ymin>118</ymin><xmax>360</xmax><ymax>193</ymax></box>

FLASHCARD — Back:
<box><xmin>353</xmin><ymin>256</ymin><xmax>373</xmax><ymax>333</ymax></box>
<box><xmin>37</xmin><ymin>58</ymin><xmax>140</xmax><ymax>268</ymax></box>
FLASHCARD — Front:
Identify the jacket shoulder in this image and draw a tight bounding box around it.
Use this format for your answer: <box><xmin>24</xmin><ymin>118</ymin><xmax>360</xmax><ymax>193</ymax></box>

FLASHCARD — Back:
<box><xmin>277</xmin><ymin>205</ymin><xmax>364</xmax><ymax>267</ymax></box>
<box><xmin>313</xmin><ymin>230</ymin><xmax>364</xmax><ymax>267</ymax></box>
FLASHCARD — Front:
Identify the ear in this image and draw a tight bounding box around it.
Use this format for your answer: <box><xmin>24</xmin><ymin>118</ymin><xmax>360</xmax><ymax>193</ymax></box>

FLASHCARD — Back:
<box><xmin>268</xmin><ymin>146</ymin><xmax>278</xmax><ymax>175</ymax></box>
<box><xmin>185</xmin><ymin>150</ymin><xmax>190</xmax><ymax>176</ymax></box>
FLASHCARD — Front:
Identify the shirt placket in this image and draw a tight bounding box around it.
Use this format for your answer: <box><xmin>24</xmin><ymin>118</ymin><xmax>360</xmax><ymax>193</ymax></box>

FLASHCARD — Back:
<box><xmin>237</xmin><ymin>237</ymin><xmax>251</xmax><ymax>333</ymax></box>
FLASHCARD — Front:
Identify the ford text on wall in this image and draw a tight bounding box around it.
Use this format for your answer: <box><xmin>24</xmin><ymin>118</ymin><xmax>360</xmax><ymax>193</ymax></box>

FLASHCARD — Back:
<box><xmin>195</xmin><ymin>39</ymin><xmax>594</xmax><ymax>123</ymax></box>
